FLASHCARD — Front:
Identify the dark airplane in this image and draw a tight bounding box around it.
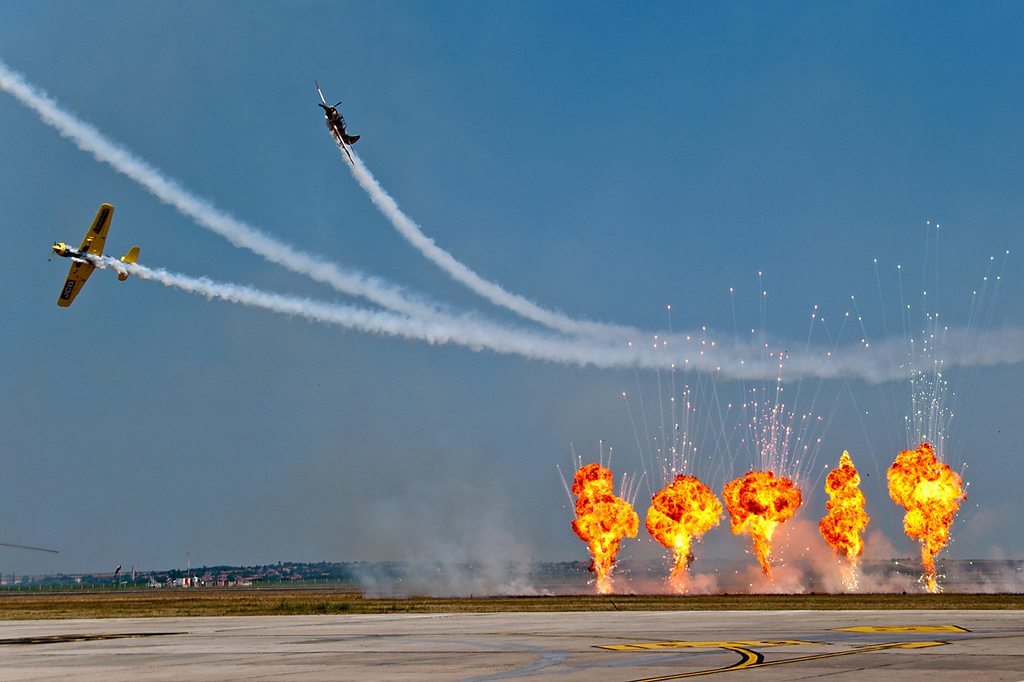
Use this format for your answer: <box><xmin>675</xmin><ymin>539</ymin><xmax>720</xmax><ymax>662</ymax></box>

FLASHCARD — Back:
<box><xmin>315</xmin><ymin>80</ymin><xmax>359</xmax><ymax>163</ymax></box>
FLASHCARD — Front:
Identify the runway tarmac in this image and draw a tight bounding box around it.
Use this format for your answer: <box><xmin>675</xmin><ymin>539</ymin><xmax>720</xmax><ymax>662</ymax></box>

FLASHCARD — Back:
<box><xmin>1</xmin><ymin>609</ymin><xmax>1022</xmax><ymax>681</ymax></box>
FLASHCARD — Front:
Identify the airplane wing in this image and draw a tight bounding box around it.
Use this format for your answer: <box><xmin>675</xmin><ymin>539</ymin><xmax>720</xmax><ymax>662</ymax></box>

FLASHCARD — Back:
<box><xmin>328</xmin><ymin>128</ymin><xmax>355</xmax><ymax>164</ymax></box>
<box><xmin>338</xmin><ymin>137</ymin><xmax>355</xmax><ymax>165</ymax></box>
<box><xmin>57</xmin><ymin>259</ymin><xmax>95</xmax><ymax>307</ymax></box>
<box><xmin>78</xmin><ymin>203</ymin><xmax>114</xmax><ymax>256</ymax></box>
<box><xmin>56</xmin><ymin>203</ymin><xmax>111</xmax><ymax>307</ymax></box>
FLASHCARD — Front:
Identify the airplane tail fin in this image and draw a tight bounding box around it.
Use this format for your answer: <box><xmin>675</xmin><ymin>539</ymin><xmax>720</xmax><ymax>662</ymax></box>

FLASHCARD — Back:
<box><xmin>118</xmin><ymin>246</ymin><xmax>140</xmax><ymax>281</ymax></box>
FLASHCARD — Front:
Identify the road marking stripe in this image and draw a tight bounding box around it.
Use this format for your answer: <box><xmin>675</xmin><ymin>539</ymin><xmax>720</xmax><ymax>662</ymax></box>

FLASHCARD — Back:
<box><xmin>831</xmin><ymin>625</ymin><xmax>969</xmax><ymax>633</ymax></box>
<box><xmin>599</xmin><ymin>640</ymin><xmax>819</xmax><ymax>650</ymax></box>
<box><xmin>622</xmin><ymin>641</ymin><xmax>948</xmax><ymax>681</ymax></box>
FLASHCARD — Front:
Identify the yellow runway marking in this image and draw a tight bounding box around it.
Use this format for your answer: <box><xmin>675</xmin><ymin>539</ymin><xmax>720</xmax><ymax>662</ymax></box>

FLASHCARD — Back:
<box><xmin>831</xmin><ymin>625</ymin><xmax>969</xmax><ymax>633</ymax></box>
<box><xmin>619</xmin><ymin>640</ymin><xmax>949</xmax><ymax>681</ymax></box>
<box><xmin>625</xmin><ymin>647</ymin><xmax>764</xmax><ymax>681</ymax></box>
<box><xmin>599</xmin><ymin>640</ymin><xmax>818</xmax><ymax>651</ymax></box>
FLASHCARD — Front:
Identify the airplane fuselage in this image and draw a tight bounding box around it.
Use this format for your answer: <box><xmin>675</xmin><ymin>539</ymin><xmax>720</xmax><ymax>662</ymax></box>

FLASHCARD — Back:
<box><xmin>53</xmin><ymin>243</ymin><xmax>101</xmax><ymax>304</ymax></box>
<box><xmin>52</xmin><ymin>243</ymin><xmax>100</xmax><ymax>265</ymax></box>
<box><xmin>319</xmin><ymin>104</ymin><xmax>359</xmax><ymax>146</ymax></box>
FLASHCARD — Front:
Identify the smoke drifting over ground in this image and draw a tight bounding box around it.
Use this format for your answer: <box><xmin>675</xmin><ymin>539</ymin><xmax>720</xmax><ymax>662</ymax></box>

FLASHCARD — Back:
<box><xmin>353</xmin><ymin>492</ymin><xmax>538</xmax><ymax>597</ymax></box>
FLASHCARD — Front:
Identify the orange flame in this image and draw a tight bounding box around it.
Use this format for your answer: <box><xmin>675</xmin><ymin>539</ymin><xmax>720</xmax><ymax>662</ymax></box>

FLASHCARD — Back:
<box><xmin>646</xmin><ymin>475</ymin><xmax>722</xmax><ymax>593</ymax></box>
<box><xmin>886</xmin><ymin>443</ymin><xmax>964</xmax><ymax>593</ymax></box>
<box><xmin>571</xmin><ymin>463</ymin><xmax>639</xmax><ymax>594</ymax></box>
<box><xmin>723</xmin><ymin>471</ymin><xmax>802</xmax><ymax>578</ymax></box>
<box><xmin>819</xmin><ymin>451</ymin><xmax>870</xmax><ymax>589</ymax></box>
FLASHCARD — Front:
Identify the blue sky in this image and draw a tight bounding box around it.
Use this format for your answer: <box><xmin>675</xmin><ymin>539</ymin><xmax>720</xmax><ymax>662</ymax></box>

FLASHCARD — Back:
<box><xmin>1</xmin><ymin>2</ymin><xmax>1022</xmax><ymax>580</ymax></box>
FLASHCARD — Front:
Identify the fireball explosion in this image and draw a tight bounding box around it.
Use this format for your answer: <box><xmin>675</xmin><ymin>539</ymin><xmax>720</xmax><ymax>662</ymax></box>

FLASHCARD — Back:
<box><xmin>646</xmin><ymin>475</ymin><xmax>723</xmax><ymax>592</ymax></box>
<box><xmin>887</xmin><ymin>442</ymin><xmax>965</xmax><ymax>593</ymax></box>
<box><xmin>571</xmin><ymin>463</ymin><xmax>639</xmax><ymax>594</ymax></box>
<box><xmin>819</xmin><ymin>451</ymin><xmax>870</xmax><ymax>590</ymax></box>
<box><xmin>723</xmin><ymin>470</ymin><xmax>802</xmax><ymax>578</ymax></box>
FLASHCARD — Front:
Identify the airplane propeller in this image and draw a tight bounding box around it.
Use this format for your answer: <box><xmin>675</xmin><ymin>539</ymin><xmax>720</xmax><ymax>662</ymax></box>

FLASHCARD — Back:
<box><xmin>313</xmin><ymin>80</ymin><xmax>344</xmax><ymax>109</ymax></box>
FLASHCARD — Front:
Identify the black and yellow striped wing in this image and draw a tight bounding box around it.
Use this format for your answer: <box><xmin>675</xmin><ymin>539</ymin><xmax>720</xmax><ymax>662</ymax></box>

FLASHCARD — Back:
<box><xmin>78</xmin><ymin>203</ymin><xmax>114</xmax><ymax>256</ymax></box>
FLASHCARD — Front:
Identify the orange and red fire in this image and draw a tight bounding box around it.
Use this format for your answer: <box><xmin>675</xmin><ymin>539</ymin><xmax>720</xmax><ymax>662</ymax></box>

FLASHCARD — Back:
<box><xmin>819</xmin><ymin>451</ymin><xmax>870</xmax><ymax>589</ymax></box>
<box><xmin>723</xmin><ymin>471</ymin><xmax>802</xmax><ymax>578</ymax></box>
<box><xmin>887</xmin><ymin>442</ymin><xmax>964</xmax><ymax>592</ymax></box>
<box><xmin>571</xmin><ymin>463</ymin><xmax>639</xmax><ymax>594</ymax></box>
<box><xmin>646</xmin><ymin>475</ymin><xmax>722</xmax><ymax>592</ymax></box>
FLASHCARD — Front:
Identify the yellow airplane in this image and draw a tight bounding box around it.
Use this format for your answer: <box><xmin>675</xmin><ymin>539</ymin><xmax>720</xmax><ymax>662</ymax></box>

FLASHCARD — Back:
<box><xmin>51</xmin><ymin>203</ymin><xmax>139</xmax><ymax>307</ymax></box>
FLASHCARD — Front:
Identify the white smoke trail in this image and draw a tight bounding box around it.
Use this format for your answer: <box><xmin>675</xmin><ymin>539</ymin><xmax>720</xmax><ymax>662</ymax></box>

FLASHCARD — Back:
<box><xmin>10</xmin><ymin>58</ymin><xmax>1023</xmax><ymax>381</ymax></box>
<box><xmin>345</xmin><ymin>147</ymin><xmax>638</xmax><ymax>339</ymax></box>
<box><xmin>95</xmin><ymin>257</ymin><xmax>1024</xmax><ymax>381</ymax></box>
<box><xmin>0</xmin><ymin>58</ymin><xmax>455</xmax><ymax>323</ymax></box>
<box><xmin>109</xmin><ymin>258</ymin><xmax>649</xmax><ymax>366</ymax></box>
<box><xmin>95</xmin><ymin>256</ymin><xmax>759</xmax><ymax>371</ymax></box>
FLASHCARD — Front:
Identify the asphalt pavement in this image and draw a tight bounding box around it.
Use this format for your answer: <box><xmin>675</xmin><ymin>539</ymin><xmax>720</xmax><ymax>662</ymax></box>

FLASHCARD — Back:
<box><xmin>1</xmin><ymin>609</ymin><xmax>1022</xmax><ymax>681</ymax></box>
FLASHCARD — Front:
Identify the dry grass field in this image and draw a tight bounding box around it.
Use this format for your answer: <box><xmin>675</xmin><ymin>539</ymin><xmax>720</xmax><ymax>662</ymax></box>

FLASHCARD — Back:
<box><xmin>0</xmin><ymin>589</ymin><xmax>1020</xmax><ymax>620</ymax></box>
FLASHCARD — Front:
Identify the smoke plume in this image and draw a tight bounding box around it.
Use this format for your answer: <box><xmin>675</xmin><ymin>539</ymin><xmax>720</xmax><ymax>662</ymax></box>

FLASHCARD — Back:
<box><xmin>345</xmin><ymin>147</ymin><xmax>637</xmax><ymax>339</ymax></box>
<box><xmin>6</xmin><ymin>59</ymin><xmax>1024</xmax><ymax>382</ymax></box>
<box><xmin>0</xmin><ymin>58</ymin><xmax>455</xmax><ymax>323</ymax></box>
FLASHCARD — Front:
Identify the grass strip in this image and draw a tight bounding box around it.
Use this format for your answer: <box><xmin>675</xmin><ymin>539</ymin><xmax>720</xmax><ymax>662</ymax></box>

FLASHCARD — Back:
<box><xmin>0</xmin><ymin>590</ymin><xmax>1020</xmax><ymax>620</ymax></box>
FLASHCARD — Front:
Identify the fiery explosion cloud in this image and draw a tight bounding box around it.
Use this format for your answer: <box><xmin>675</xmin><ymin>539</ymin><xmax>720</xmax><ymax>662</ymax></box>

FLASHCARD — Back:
<box><xmin>723</xmin><ymin>471</ymin><xmax>803</xmax><ymax>578</ymax></box>
<box><xmin>887</xmin><ymin>443</ymin><xmax>965</xmax><ymax>593</ymax></box>
<box><xmin>571</xmin><ymin>463</ymin><xmax>639</xmax><ymax>594</ymax></box>
<box><xmin>819</xmin><ymin>451</ymin><xmax>870</xmax><ymax>590</ymax></box>
<box><xmin>646</xmin><ymin>475</ymin><xmax>723</xmax><ymax>593</ymax></box>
